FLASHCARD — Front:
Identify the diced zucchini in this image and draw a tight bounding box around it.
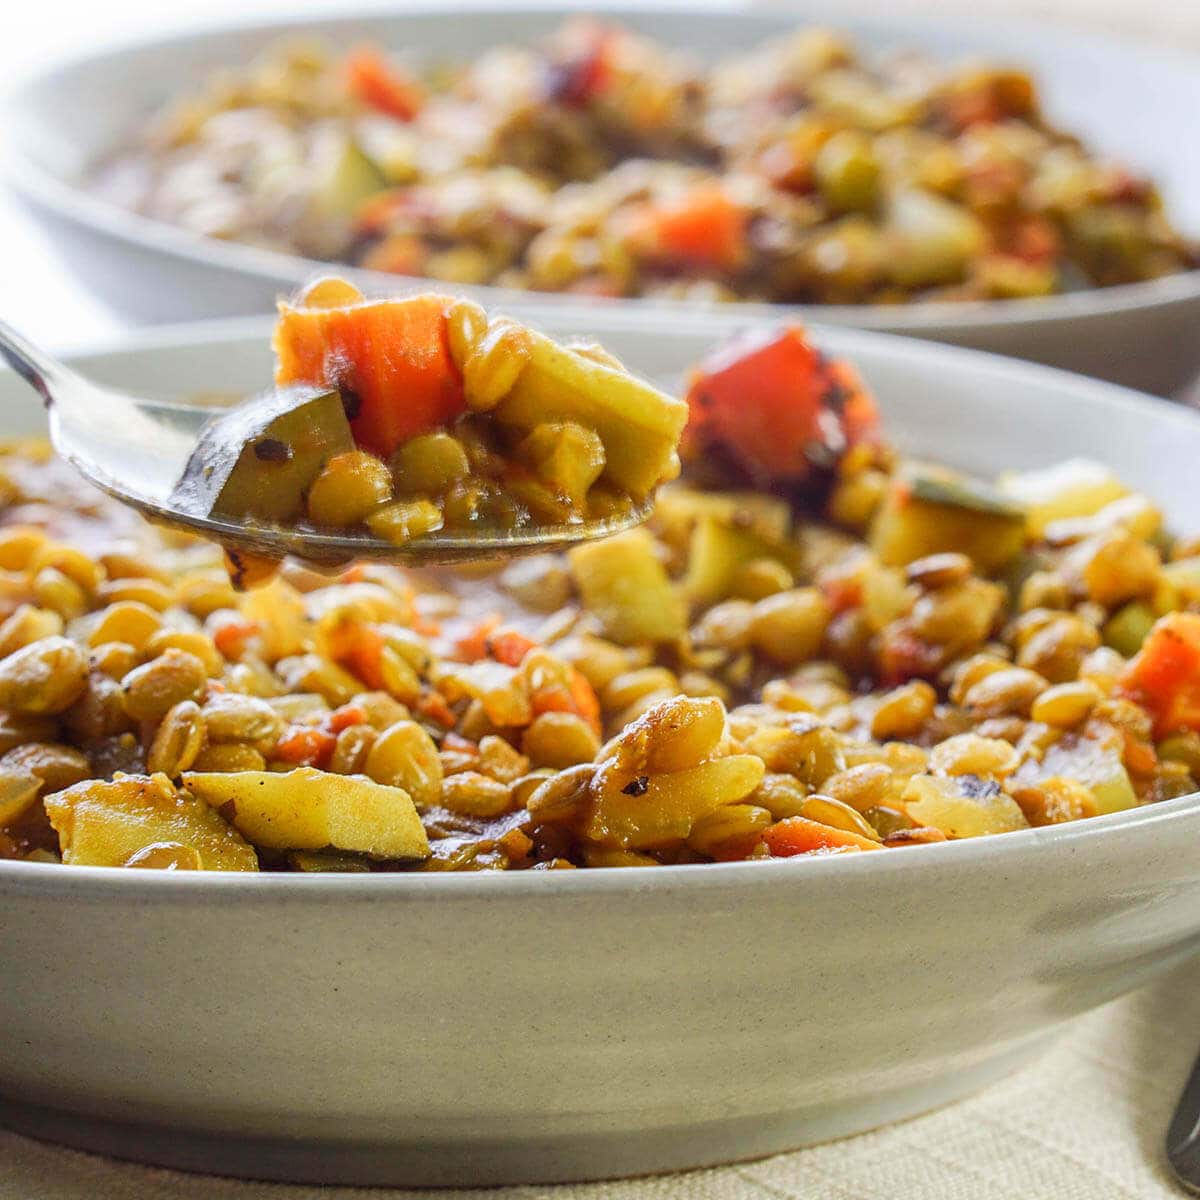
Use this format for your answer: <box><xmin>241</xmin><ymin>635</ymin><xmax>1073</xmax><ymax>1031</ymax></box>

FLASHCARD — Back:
<box><xmin>287</xmin><ymin>849</ymin><xmax>373</xmax><ymax>872</ymax></box>
<box><xmin>1103</xmin><ymin>601</ymin><xmax>1156</xmax><ymax>657</ymax></box>
<box><xmin>175</xmin><ymin>386</ymin><xmax>354</xmax><ymax>524</ymax></box>
<box><xmin>568</xmin><ymin>528</ymin><xmax>686</xmax><ymax>645</ymax></box>
<box><xmin>184</xmin><ymin>767</ymin><xmax>430</xmax><ymax>860</ymax></box>
<box><xmin>45</xmin><ymin>775</ymin><xmax>259</xmax><ymax>870</ymax></box>
<box><xmin>998</xmin><ymin>458</ymin><xmax>1129</xmax><ymax>539</ymax></box>
<box><xmin>310</xmin><ymin>134</ymin><xmax>387</xmax><ymax>220</ymax></box>
<box><xmin>870</xmin><ymin>463</ymin><xmax>1027</xmax><ymax>572</ymax></box>
<box><xmin>494</xmin><ymin>331</ymin><xmax>688</xmax><ymax>500</ymax></box>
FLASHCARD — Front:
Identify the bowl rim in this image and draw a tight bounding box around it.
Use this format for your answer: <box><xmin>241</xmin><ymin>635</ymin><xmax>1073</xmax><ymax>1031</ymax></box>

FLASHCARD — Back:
<box><xmin>4</xmin><ymin>0</ymin><xmax>1200</xmax><ymax>333</ymax></box>
<box><xmin>3</xmin><ymin>312</ymin><xmax>1200</xmax><ymax>898</ymax></box>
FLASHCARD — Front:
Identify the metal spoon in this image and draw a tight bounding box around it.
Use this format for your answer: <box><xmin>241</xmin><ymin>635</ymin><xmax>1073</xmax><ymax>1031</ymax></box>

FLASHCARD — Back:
<box><xmin>0</xmin><ymin>321</ymin><xmax>649</xmax><ymax>566</ymax></box>
<box><xmin>1167</xmin><ymin>1046</ymin><xmax>1200</xmax><ymax>1194</ymax></box>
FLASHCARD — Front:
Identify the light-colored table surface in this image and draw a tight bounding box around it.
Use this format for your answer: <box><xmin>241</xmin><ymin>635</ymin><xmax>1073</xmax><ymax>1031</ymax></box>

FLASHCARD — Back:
<box><xmin>2</xmin><ymin>2</ymin><xmax>1200</xmax><ymax>1197</ymax></box>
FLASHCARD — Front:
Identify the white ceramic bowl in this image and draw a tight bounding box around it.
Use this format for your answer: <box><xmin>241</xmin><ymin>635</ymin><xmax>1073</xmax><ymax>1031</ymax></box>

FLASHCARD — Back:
<box><xmin>5</xmin><ymin>3</ymin><xmax>1200</xmax><ymax>396</ymax></box>
<box><xmin>3</xmin><ymin>315</ymin><xmax>1200</xmax><ymax>1186</ymax></box>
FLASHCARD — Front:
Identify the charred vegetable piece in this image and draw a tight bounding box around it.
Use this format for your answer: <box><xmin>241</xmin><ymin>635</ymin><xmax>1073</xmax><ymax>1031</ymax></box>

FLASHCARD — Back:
<box><xmin>682</xmin><ymin>325</ymin><xmax>880</xmax><ymax>493</ymax></box>
<box><xmin>273</xmin><ymin>293</ymin><xmax>465</xmax><ymax>459</ymax></box>
<box><xmin>1121</xmin><ymin>612</ymin><xmax>1200</xmax><ymax>738</ymax></box>
<box><xmin>901</xmin><ymin>773</ymin><xmax>1028</xmax><ymax>838</ymax></box>
<box><xmin>184</xmin><ymin>767</ymin><xmax>431</xmax><ymax>860</ymax></box>
<box><xmin>44</xmin><ymin>775</ymin><xmax>259</xmax><ymax>870</ymax></box>
<box><xmin>175</xmin><ymin>386</ymin><xmax>354</xmax><ymax>523</ymax></box>
<box><xmin>871</xmin><ymin>464</ymin><xmax>1027</xmax><ymax>572</ymax></box>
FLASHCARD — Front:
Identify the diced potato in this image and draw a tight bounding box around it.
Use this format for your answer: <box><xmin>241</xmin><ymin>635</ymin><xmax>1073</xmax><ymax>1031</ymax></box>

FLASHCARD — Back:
<box><xmin>45</xmin><ymin>774</ymin><xmax>259</xmax><ymax>870</ymax></box>
<box><xmin>518</xmin><ymin>422</ymin><xmax>606</xmax><ymax>507</ymax></box>
<box><xmin>884</xmin><ymin>188</ymin><xmax>987</xmax><ymax>288</ymax></box>
<box><xmin>871</xmin><ymin>464</ymin><xmax>1027</xmax><ymax>572</ymax></box>
<box><xmin>569</xmin><ymin>528</ymin><xmax>686</xmax><ymax>645</ymax></box>
<box><xmin>184</xmin><ymin>767</ymin><xmax>430</xmax><ymax>860</ymax></box>
<box><xmin>494</xmin><ymin>330</ymin><xmax>688</xmax><ymax>500</ymax></box>
<box><xmin>683</xmin><ymin>516</ymin><xmax>799</xmax><ymax>606</ymax></box>
<box><xmin>584</xmin><ymin>754</ymin><xmax>765</xmax><ymax>849</ymax></box>
<box><xmin>998</xmin><ymin>459</ymin><xmax>1129</xmax><ymax>539</ymax></box>
<box><xmin>1029</xmin><ymin>735</ymin><xmax>1136</xmax><ymax>815</ymax></box>
<box><xmin>652</xmin><ymin>486</ymin><xmax>793</xmax><ymax>551</ymax></box>
<box><xmin>901</xmin><ymin>773</ymin><xmax>1029</xmax><ymax>838</ymax></box>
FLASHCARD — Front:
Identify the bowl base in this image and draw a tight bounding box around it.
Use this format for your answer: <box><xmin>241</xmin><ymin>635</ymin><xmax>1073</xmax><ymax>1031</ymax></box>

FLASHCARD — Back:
<box><xmin>0</xmin><ymin>1034</ymin><xmax>1051</xmax><ymax>1187</ymax></box>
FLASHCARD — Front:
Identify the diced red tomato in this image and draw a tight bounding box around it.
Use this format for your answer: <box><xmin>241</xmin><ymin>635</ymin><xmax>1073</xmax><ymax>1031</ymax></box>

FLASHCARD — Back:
<box><xmin>1120</xmin><ymin>613</ymin><xmax>1200</xmax><ymax>737</ymax></box>
<box><xmin>273</xmin><ymin>293</ymin><xmax>465</xmax><ymax>459</ymax></box>
<box><xmin>762</xmin><ymin>816</ymin><xmax>882</xmax><ymax>856</ymax></box>
<box><xmin>682</xmin><ymin>325</ymin><xmax>881</xmax><ymax>487</ymax></box>
<box><xmin>546</xmin><ymin>22</ymin><xmax>617</xmax><ymax>105</ymax></box>
<box><xmin>343</xmin><ymin>48</ymin><xmax>424</xmax><ymax>122</ymax></box>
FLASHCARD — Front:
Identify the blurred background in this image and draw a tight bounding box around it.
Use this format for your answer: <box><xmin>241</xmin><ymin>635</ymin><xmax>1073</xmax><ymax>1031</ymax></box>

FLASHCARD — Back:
<box><xmin>4</xmin><ymin>0</ymin><xmax>1197</xmax><ymax>349</ymax></box>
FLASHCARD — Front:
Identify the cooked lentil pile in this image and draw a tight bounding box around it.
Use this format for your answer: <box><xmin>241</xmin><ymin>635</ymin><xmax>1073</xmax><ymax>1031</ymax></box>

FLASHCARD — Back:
<box><xmin>4</xmin><ymin>325</ymin><xmax>1200</xmax><ymax>871</ymax></box>
<box><xmin>92</xmin><ymin>19</ymin><xmax>1195</xmax><ymax>304</ymax></box>
<box><xmin>179</xmin><ymin>277</ymin><xmax>685</xmax><ymax>552</ymax></box>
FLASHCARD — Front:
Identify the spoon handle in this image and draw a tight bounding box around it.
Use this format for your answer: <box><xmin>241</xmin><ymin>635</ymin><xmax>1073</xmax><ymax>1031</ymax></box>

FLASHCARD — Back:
<box><xmin>0</xmin><ymin>318</ymin><xmax>73</xmax><ymax>407</ymax></box>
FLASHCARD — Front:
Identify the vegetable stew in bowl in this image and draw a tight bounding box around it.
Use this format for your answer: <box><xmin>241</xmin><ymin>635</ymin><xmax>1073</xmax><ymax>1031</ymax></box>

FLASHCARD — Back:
<box><xmin>92</xmin><ymin>17</ymin><xmax>1195</xmax><ymax>307</ymax></box>
<box><xmin>2</xmin><ymin>316</ymin><xmax>1198</xmax><ymax>872</ymax></box>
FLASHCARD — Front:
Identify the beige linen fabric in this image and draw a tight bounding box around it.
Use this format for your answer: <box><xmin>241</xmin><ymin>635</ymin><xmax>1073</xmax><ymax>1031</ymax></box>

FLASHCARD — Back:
<box><xmin>2</xmin><ymin>956</ymin><xmax>1199</xmax><ymax>1200</ymax></box>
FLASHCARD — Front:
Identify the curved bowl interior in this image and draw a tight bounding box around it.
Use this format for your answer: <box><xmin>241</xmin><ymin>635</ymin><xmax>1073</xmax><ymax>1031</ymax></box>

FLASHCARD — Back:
<box><xmin>5</xmin><ymin>3</ymin><xmax>1200</xmax><ymax>394</ymax></box>
<box><xmin>2</xmin><ymin>315</ymin><xmax>1200</xmax><ymax>1185</ymax></box>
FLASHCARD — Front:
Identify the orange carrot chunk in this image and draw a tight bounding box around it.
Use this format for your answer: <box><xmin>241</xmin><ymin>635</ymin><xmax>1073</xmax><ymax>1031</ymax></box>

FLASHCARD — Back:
<box><xmin>273</xmin><ymin>294</ymin><xmax>465</xmax><ymax>459</ymax></box>
<box><xmin>628</xmin><ymin>185</ymin><xmax>747</xmax><ymax>273</ymax></box>
<box><xmin>762</xmin><ymin>816</ymin><xmax>882</xmax><ymax>857</ymax></box>
<box><xmin>275</xmin><ymin>725</ymin><xmax>337</xmax><ymax>767</ymax></box>
<box><xmin>1120</xmin><ymin>612</ymin><xmax>1200</xmax><ymax>737</ymax></box>
<box><xmin>344</xmin><ymin>48</ymin><xmax>425</xmax><ymax>122</ymax></box>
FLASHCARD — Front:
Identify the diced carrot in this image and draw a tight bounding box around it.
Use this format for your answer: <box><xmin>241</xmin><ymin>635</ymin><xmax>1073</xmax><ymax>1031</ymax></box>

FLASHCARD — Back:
<box><xmin>273</xmin><ymin>293</ymin><xmax>465</xmax><ymax>459</ymax></box>
<box><xmin>682</xmin><ymin>325</ymin><xmax>880</xmax><ymax>486</ymax></box>
<box><xmin>762</xmin><ymin>816</ymin><xmax>883</xmax><ymax>857</ymax></box>
<box><xmin>212</xmin><ymin>618</ymin><xmax>259</xmax><ymax>661</ymax></box>
<box><xmin>326</xmin><ymin>704</ymin><xmax>368</xmax><ymax>735</ymax></box>
<box><xmin>359</xmin><ymin>233</ymin><xmax>428</xmax><ymax>277</ymax></box>
<box><xmin>531</xmin><ymin>669</ymin><xmax>602</xmax><ymax>735</ymax></box>
<box><xmin>627</xmin><ymin>184</ymin><xmax>747</xmax><ymax>272</ymax></box>
<box><xmin>455</xmin><ymin>616</ymin><xmax>501</xmax><ymax>664</ymax></box>
<box><xmin>417</xmin><ymin>690</ymin><xmax>457</xmax><ymax>729</ymax></box>
<box><xmin>343</xmin><ymin>47</ymin><xmax>425</xmax><ymax>122</ymax></box>
<box><xmin>1120</xmin><ymin>729</ymin><xmax>1158</xmax><ymax>777</ymax></box>
<box><xmin>490</xmin><ymin>629</ymin><xmax>539</xmax><ymax>668</ymax></box>
<box><xmin>1120</xmin><ymin>612</ymin><xmax>1200</xmax><ymax>737</ymax></box>
<box><xmin>275</xmin><ymin>725</ymin><xmax>337</xmax><ymax>767</ymax></box>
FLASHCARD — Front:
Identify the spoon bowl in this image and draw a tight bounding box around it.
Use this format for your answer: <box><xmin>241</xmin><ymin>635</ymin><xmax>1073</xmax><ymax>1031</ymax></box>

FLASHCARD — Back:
<box><xmin>0</xmin><ymin>320</ymin><xmax>651</xmax><ymax>565</ymax></box>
